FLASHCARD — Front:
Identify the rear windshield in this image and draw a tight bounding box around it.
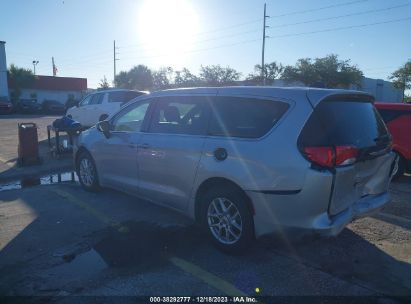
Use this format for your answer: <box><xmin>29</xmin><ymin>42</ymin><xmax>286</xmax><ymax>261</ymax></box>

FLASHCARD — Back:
<box><xmin>208</xmin><ymin>97</ymin><xmax>289</xmax><ymax>138</ymax></box>
<box><xmin>108</xmin><ymin>91</ymin><xmax>144</xmax><ymax>103</ymax></box>
<box><xmin>299</xmin><ymin>100</ymin><xmax>389</xmax><ymax>149</ymax></box>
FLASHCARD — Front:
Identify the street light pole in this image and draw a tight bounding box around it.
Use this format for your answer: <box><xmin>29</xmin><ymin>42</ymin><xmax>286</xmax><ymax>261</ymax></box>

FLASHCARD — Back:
<box><xmin>32</xmin><ymin>60</ymin><xmax>39</xmax><ymax>75</ymax></box>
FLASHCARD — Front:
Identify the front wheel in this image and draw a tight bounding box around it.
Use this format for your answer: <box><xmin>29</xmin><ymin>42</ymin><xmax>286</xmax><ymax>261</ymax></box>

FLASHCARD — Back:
<box><xmin>99</xmin><ymin>114</ymin><xmax>109</xmax><ymax>122</ymax></box>
<box><xmin>76</xmin><ymin>151</ymin><xmax>100</xmax><ymax>192</ymax></box>
<box><xmin>200</xmin><ymin>186</ymin><xmax>254</xmax><ymax>254</ymax></box>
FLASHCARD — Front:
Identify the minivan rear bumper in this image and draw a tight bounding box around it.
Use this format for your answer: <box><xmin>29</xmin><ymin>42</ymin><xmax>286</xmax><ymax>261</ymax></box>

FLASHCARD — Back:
<box><xmin>247</xmin><ymin>190</ymin><xmax>391</xmax><ymax>239</ymax></box>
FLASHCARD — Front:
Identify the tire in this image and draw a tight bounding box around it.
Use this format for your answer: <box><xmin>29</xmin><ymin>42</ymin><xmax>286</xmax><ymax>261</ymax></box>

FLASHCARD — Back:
<box><xmin>392</xmin><ymin>152</ymin><xmax>405</xmax><ymax>180</ymax></box>
<box><xmin>76</xmin><ymin>151</ymin><xmax>100</xmax><ymax>192</ymax></box>
<box><xmin>199</xmin><ymin>185</ymin><xmax>254</xmax><ymax>254</ymax></box>
<box><xmin>99</xmin><ymin>114</ymin><xmax>109</xmax><ymax>121</ymax></box>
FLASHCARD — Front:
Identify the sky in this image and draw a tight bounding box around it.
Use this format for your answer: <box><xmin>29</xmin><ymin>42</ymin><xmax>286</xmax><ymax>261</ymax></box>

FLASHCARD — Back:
<box><xmin>1</xmin><ymin>0</ymin><xmax>410</xmax><ymax>88</ymax></box>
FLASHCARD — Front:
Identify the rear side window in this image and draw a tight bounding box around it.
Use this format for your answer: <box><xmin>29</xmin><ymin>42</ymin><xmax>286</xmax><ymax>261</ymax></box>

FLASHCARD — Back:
<box><xmin>377</xmin><ymin>109</ymin><xmax>409</xmax><ymax>123</ymax></box>
<box><xmin>299</xmin><ymin>100</ymin><xmax>389</xmax><ymax>149</ymax></box>
<box><xmin>90</xmin><ymin>93</ymin><xmax>104</xmax><ymax>105</ymax></box>
<box><xmin>209</xmin><ymin>97</ymin><xmax>289</xmax><ymax>138</ymax></box>
<box><xmin>108</xmin><ymin>91</ymin><xmax>143</xmax><ymax>103</ymax></box>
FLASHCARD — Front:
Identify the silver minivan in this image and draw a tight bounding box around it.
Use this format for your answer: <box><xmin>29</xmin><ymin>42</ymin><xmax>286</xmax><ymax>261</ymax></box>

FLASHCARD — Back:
<box><xmin>74</xmin><ymin>87</ymin><xmax>395</xmax><ymax>253</ymax></box>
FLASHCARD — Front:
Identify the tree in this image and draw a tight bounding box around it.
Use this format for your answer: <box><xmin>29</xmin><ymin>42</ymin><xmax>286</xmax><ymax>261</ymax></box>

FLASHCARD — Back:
<box><xmin>8</xmin><ymin>64</ymin><xmax>35</xmax><ymax>104</ymax></box>
<box><xmin>152</xmin><ymin>67</ymin><xmax>174</xmax><ymax>90</ymax></box>
<box><xmin>114</xmin><ymin>65</ymin><xmax>153</xmax><ymax>91</ymax></box>
<box><xmin>389</xmin><ymin>60</ymin><xmax>411</xmax><ymax>101</ymax></box>
<box><xmin>247</xmin><ymin>62</ymin><xmax>284</xmax><ymax>84</ymax></box>
<box><xmin>199</xmin><ymin>65</ymin><xmax>241</xmax><ymax>86</ymax></box>
<box><xmin>174</xmin><ymin>68</ymin><xmax>201</xmax><ymax>87</ymax></box>
<box><xmin>98</xmin><ymin>76</ymin><xmax>110</xmax><ymax>89</ymax></box>
<box><xmin>281</xmin><ymin>54</ymin><xmax>363</xmax><ymax>89</ymax></box>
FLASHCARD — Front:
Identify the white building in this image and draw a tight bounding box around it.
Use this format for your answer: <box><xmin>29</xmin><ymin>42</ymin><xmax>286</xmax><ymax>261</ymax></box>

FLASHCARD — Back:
<box><xmin>360</xmin><ymin>77</ymin><xmax>403</xmax><ymax>102</ymax></box>
<box><xmin>240</xmin><ymin>76</ymin><xmax>403</xmax><ymax>102</ymax></box>
<box><xmin>0</xmin><ymin>41</ymin><xmax>8</xmax><ymax>100</ymax></box>
<box><xmin>8</xmin><ymin>75</ymin><xmax>87</xmax><ymax>105</ymax></box>
<box><xmin>0</xmin><ymin>40</ymin><xmax>87</xmax><ymax>105</ymax></box>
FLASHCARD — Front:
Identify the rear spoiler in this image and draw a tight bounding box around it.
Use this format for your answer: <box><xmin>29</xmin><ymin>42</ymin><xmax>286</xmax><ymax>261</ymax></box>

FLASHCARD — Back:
<box><xmin>306</xmin><ymin>89</ymin><xmax>374</xmax><ymax>108</ymax></box>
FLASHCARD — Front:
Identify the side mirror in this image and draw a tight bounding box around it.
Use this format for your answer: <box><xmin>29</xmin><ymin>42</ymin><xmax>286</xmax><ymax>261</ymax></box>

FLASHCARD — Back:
<box><xmin>97</xmin><ymin>120</ymin><xmax>111</xmax><ymax>138</ymax></box>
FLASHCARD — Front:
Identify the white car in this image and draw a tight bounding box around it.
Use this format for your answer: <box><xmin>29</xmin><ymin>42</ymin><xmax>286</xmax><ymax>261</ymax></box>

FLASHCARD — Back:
<box><xmin>66</xmin><ymin>89</ymin><xmax>146</xmax><ymax>127</ymax></box>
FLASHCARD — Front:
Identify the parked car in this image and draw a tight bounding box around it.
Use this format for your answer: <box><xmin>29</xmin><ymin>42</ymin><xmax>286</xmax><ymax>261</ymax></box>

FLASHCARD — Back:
<box><xmin>74</xmin><ymin>87</ymin><xmax>395</xmax><ymax>253</ymax></box>
<box><xmin>16</xmin><ymin>98</ymin><xmax>42</xmax><ymax>113</ymax></box>
<box><xmin>0</xmin><ymin>96</ymin><xmax>13</xmax><ymax>114</ymax></box>
<box><xmin>375</xmin><ymin>102</ymin><xmax>411</xmax><ymax>178</ymax></box>
<box><xmin>65</xmin><ymin>98</ymin><xmax>80</xmax><ymax>110</ymax></box>
<box><xmin>66</xmin><ymin>89</ymin><xmax>147</xmax><ymax>127</ymax></box>
<box><xmin>42</xmin><ymin>99</ymin><xmax>66</xmax><ymax>114</ymax></box>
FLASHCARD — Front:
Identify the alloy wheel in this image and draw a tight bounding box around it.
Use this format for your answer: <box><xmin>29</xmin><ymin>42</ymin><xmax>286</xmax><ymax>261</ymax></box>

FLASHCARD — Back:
<box><xmin>79</xmin><ymin>158</ymin><xmax>95</xmax><ymax>187</ymax></box>
<box><xmin>207</xmin><ymin>197</ymin><xmax>242</xmax><ymax>244</ymax></box>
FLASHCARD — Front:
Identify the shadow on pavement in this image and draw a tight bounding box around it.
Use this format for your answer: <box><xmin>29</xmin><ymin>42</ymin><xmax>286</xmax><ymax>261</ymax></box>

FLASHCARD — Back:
<box><xmin>0</xmin><ymin>114</ymin><xmax>61</xmax><ymax>120</ymax></box>
<box><xmin>263</xmin><ymin>227</ymin><xmax>411</xmax><ymax>296</ymax></box>
<box><xmin>0</xmin><ymin>181</ymin><xmax>411</xmax><ymax>297</ymax></box>
<box><xmin>0</xmin><ymin>138</ymin><xmax>73</xmax><ymax>183</ymax></box>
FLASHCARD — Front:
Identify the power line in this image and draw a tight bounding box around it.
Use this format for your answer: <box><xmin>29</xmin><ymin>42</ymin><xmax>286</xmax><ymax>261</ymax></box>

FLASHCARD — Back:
<box><xmin>118</xmin><ymin>0</ymin><xmax>371</xmax><ymax>50</ymax></box>
<box><xmin>111</xmin><ymin>2</ymin><xmax>410</xmax><ymax>55</ymax></box>
<box><xmin>117</xmin><ymin>16</ymin><xmax>411</xmax><ymax>63</ymax></box>
<box><xmin>119</xmin><ymin>18</ymin><xmax>263</xmax><ymax>50</ymax></box>
<box><xmin>268</xmin><ymin>16</ymin><xmax>411</xmax><ymax>39</ymax></box>
<box><xmin>270</xmin><ymin>0</ymin><xmax>370</xmax><ymax>18</ymax></box>
<box><xmin>118</xmin><ymin>29</ymin><xmax>261</xmax><ymax>55</ymax></box>
<box><xmin>270</xmin><ymin>3</ymin><xmax>411</xmax><ymax>28</ymax></box>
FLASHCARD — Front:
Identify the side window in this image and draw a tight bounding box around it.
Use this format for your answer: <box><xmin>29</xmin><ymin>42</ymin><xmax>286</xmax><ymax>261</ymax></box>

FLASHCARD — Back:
<box><xmin>377</xmin><ymin>109</ymin><xmax>403</xmax><ymax>123</ymax></box>
<box><xmin>108</xmin><ymin>91</ymin><xmax>142</xmax><ymax>103</ymax></box>
<box><xmin>79</xmin><ymin>95</ymin><xmax>92</xmax><ymax>107</ymax></box>
<box><xmin>149</xmin><ymin>96</ymin><xmax>210</xmax><ymax>135</ymax></box>
<box><xmin>90</xmin><ymin>93</ymin><xmax>104</xmax><ymax>105</ymax></box>
<box><xmin>209</xmin><ymin>97</ymin><xmax>289</xmax><ymax>138</ymax></box>
<box><xmin>112</xmin><ymin>100</ymin><xmax>150</xmax><ymax>132</ymax></box>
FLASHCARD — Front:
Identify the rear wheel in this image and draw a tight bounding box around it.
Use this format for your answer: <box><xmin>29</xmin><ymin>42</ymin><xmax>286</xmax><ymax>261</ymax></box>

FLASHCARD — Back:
<box><xmin>76</xmin><ymin>151</ymin><xmax>100</xmax><ymax>192</ymax></box>
<box><xmin>200</xmin><ymin>186</ymin><xmax>254</xmax><ymax>254</ymax></box>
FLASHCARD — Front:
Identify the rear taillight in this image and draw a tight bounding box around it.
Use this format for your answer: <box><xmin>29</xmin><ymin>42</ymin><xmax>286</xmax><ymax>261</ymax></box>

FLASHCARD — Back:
<box><xmin>304</xmin><ymin>147</ymin><xmax>334</xmax><ymax>168</ymax></box>
<box><xmin>303</xmin><ymin>145</ymin><xmax>358</xmax><ymax>168</ymax></box>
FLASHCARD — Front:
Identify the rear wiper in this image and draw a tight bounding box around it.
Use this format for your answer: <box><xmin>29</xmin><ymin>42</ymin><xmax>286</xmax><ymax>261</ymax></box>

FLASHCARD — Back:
<box><xmin>374</xmin><ymin>134</ymin><xmax>391</xmax><ymax>145</ymax></box>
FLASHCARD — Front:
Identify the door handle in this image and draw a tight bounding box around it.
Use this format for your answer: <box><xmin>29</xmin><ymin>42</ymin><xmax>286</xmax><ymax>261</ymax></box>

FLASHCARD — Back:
<box><xmin>128</xmin><ymin>144</ymin><xmax>137</xmax><ymax>149</ymax></box>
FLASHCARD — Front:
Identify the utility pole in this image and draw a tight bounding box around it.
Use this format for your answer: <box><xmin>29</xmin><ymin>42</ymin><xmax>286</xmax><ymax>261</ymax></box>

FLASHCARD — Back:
<box><xmin>113</xmin><ymin>40</ymin><xmax>119</xmax><ymax>87</ymax></box>
<box><xmin>52</xmin><ymin>57</ymin><xmax>57</xmax><ymax>76</ymax></box>
<box><xmin>32</xmin><ymin>60</ymin><xmax>39</xmax><ymax>75</ymax></box>
<box><xmin>261</xmin><ymin>3</ymin><xmax>269</xmax><ymax>86</ymax></box>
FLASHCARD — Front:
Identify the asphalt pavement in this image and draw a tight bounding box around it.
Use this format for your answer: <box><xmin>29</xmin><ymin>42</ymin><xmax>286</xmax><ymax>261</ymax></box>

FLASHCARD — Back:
<box><xmin>0</xmin><ymin>175</ymin><xmax>410</xmax><ymax>300</ymax></box>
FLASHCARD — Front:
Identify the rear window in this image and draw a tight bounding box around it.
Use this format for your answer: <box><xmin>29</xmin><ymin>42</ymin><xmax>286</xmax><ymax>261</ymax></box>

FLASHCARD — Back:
<box><xmin>299</xmin><ymin>100</ymin><xmax>389</xmax><ymax>149</ymax></box>
<box><xmin>108</xmin><ymin>91</ymin><xmax>144</xmax><ymax>103</ymax></box>
<box><xmin>208</xmin><ymin>97</ymin><xmax>289</xmax><ymax>138</ymax></box>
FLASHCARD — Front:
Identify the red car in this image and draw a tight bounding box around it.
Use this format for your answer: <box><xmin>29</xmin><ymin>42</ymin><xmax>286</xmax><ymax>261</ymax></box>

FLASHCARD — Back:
<box><xmin>375</xmin><ymin>102</ymin><xmax>411</xmax><ymax>178</ymax></box>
